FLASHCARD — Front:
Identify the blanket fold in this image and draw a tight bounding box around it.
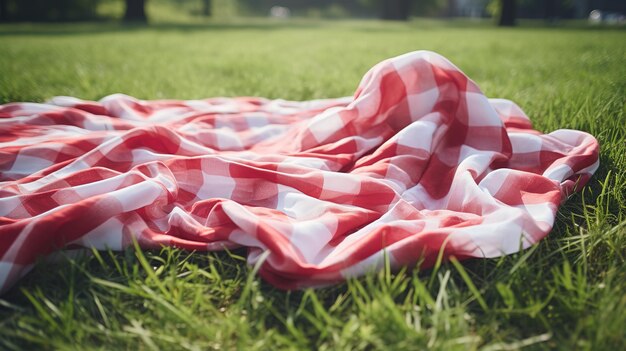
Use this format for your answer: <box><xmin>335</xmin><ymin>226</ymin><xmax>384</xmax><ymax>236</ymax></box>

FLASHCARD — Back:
<box><xmin>0</xmin><ymin>51</ymin><xmax>599</xmax><ymax>292</ymax></box>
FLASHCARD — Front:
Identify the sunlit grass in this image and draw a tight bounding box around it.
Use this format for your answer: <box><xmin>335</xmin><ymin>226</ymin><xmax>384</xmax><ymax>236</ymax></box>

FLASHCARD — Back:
<box><xmin>0</xmin><ymin>17</ymin><xmax>624</xmax><ymax>350</ymax></box>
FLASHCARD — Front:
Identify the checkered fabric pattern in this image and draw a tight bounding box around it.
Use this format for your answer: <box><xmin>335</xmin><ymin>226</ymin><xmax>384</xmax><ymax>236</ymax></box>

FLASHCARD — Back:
<box><xmin>0</xmin><ymin>51</ymin><xmax>599</xmax><ymax>293</ymax></box>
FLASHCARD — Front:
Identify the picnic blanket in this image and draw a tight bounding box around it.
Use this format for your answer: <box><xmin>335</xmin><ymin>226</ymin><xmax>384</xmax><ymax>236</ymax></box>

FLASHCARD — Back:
<box><xmin>0</xmin><ymin>51</ymin><xmax>599</xmax><ymax>293</ymax></box>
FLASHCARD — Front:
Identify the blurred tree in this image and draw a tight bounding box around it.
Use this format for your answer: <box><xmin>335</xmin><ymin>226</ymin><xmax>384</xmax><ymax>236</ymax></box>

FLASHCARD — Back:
<box><xmin>573</xmin><ymin>0</ymin><xmax>585</xmax><ymax>18</ymax></box>
<box><xmin>413</xmin><ymin>0</ymin><xmax>447</xmax><ymax>17</ymax></box>
<box><xmin>202</xmin><ymin>0</ymin><xmax>211</xmax><ymax>16</ymax></box>
<box><xmin>2</xmin><ymin>0</ymin><xmax>100</xmax><ymax>21</ymax></box>
<box><xmin>239</xmin><ymin>0</ymin><xmax>375</xmax><ymax>18</ymax></box>
<box><xmin>381</xmin><ymin>0</ymin><xmax>411</xmax><ymax>20</ymax></box>
<box><xmin>445</xmin><ymin>0</ymin><xmax>457</xmax><ymax>17</ymax></box>
<box><xmin>498</xmin><ymin>0</ymin><xmax>516</xmax><ymax>26</ymax></box>
<box><xmin>545</xmin><ymin>0</ymin><xmax>558</xmax><ymax>22</ymax></box>
<box><xmin>124</xmin><ymin>0</ymin><xmax>146</xmax><ymax>22</ymax></box>
<box><xmin>0</xmin><ymin>0</ymin><xmax>7</xmax><ymax>21</ymax></box>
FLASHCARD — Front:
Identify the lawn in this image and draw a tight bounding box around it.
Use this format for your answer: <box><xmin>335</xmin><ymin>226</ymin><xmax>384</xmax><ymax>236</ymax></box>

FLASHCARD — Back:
<box><xmin>0</xmin><ymin>15</ymin><xmax>625</xmax><ymax>350</ymax></box>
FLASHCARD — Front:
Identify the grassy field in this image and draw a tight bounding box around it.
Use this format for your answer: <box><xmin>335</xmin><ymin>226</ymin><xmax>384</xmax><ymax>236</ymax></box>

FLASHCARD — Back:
<box><xmin>0</xmin><ymin>14</ymin><xmax>625</xmax><ymax>351</ymax></box>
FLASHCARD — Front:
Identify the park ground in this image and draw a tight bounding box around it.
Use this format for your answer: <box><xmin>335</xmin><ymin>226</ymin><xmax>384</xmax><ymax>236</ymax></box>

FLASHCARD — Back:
<box><xmin>0</xmin><ymin>12</ymin><xmax>625</xmax><ymax>351</ymax></box>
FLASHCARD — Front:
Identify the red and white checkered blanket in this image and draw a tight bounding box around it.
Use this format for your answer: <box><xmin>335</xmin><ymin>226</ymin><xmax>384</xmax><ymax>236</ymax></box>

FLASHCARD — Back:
<box><xmin>0</xmin><ymin>51</ymin><xmax>599</xmax><ymax>293</ymax></box>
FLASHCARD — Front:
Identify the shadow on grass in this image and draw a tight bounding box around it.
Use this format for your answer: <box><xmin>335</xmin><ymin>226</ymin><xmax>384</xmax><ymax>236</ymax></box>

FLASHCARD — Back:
<box><xmin>0</xmin><ymin>18</ymin><xmax>624</xmax><ymax>37</ymax></box>
<box><xmin>0</xmin><ymin>20</ymin><xmax>325</xmax><ymax>36</ymax></box>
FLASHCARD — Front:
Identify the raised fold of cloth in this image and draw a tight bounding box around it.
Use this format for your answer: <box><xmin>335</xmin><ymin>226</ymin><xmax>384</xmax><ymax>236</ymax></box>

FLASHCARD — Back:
<box><xmin>0</xmin><ymin>51</ymin><xmax>599</xmax><ymax>293</ymax></box>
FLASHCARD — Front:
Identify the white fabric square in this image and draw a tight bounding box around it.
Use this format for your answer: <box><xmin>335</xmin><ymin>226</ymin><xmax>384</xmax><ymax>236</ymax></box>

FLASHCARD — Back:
<box><xmin>291</xmin><ymin>220</ymin><xmax>333</xmax><ymax>264</ymax></box>
<box><xmin>197</xmin><ymin>174</ymin><xmax>236</xmax><ymax>200</ymax></box>
<box><xmin>543</xmin><ymin>163</ymin><xmax>573</xmax><ymax>181</ymax></box>
<box><xmin>466</xmin><ymin>92</ymin><xmax>502</xmax><ymax>127</ymax></box>
<box><xmin>307</xmin><ymin>108</ymin><xmax>345</xmax><ymax>143</ymax></box>
<box><xmin>510</xmin><ymin>133</ymin><xmax>543</xmax><ymax>153</ymax></box>
<box><xmin>407</xmin><ymin>88</ymin><xmax>439</xmax><ymax>120</ymax></box>
<box><xmin>74</xmin><ymin>217</ymin><xmax>124</xmax><ymax>250</ymax></box>
<box><xmin>8</xmin><ymin>154</ymin><xmax>53</xmax><ymax>174</ymax></box>
<box><xmin>216</xmin><ymin>129</ymin><xmax>244</xmax><ymax>150</ymax></box>
<box><xmin>323</xmin><ymin>172</ymin><xmax>361</xmax><ymax>194</ymax></box>
<box><xmin>397</xmin><ymin>120</ymin><xmax>437</xmax><ymax>151</ymax></box>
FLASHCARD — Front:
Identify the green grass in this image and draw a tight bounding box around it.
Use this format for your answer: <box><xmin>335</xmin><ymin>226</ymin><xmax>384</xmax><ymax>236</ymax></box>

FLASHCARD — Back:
<box><xmin>0</xmin><ymin>15</ymin><xmax>625</xmax><ymax>350</ymax></box>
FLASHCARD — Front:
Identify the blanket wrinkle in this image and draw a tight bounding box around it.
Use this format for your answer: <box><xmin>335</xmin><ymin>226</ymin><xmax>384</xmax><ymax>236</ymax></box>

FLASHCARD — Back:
<box><xmin>0</xmin><ymin>50</ymin><xmax>599</xmax><ymax>293</ymax></box>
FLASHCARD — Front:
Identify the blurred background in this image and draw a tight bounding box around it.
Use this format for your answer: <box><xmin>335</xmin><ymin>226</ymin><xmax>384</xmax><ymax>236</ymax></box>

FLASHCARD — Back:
<box><xmin>0</xmin><ymin>5</ymin><xmax>624</xmax><ymax>350</ymax></box>
<box><xmin>0</xmin><ymin>0</ymin><xmax>624</xmax><ymax>27</ymax></box>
